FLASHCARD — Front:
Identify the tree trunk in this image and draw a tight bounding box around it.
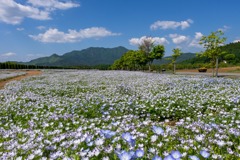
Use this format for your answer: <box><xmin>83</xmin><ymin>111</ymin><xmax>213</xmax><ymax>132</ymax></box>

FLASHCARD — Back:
<box><xmin>212</xmin><ymin>67</ymin><xmax>214</xmax><ymax>77</ymax></box>
<box><xmin>173</xmin><ymin>62</ymin><xmax>176</xmax><ymax>74</ymax></box>
<box><xmin>215</xmin><ymin>57</ymin><xmax>219</xmax><ymax>77</ymax></box>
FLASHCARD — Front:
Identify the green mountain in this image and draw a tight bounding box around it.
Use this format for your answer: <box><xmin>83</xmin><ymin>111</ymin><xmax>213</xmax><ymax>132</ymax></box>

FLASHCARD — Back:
<box><xmin>180</xmin><ymin>42</ymin><xmax>240</xmax><ymax>65</ymax></box>
<box><xmin>26</xmin><ymin>46</ymin><xmax>128</xmax><ymax>66</ymax></box>
<box><xmin>154</xmin><ymin>53</ymin><xmax>196</xmax><ymax>65</ymax></box>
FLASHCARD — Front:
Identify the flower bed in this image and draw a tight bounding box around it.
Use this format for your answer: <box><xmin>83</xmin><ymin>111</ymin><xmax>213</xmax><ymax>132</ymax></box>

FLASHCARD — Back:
<box><xmin>0</xmin><ymin>70</ymin><xmax>239</xmax><ymax>159</ymax></box>
<box><xmin>0</xmin><ymin>71</ymin><xmax>26</xmax><ymax>81</ymax></box>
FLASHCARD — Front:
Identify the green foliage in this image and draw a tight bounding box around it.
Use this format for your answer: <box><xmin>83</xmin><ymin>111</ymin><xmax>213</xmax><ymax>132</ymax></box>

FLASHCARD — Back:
<box><xmin>171</xmin><ymin>48</ymin><xmax>182</xmax><ymax>63</ymax></box>
<box><xmin>112</xmin><ymin>37</ymin><xmax>165</xmax><ymax>71</ymax></box>
<box><xmin>138</xmin><ymin>37</ymin><xmax>165</xmax><ymax>71</ymax></box>
<box><xmin>111</xmin><ymin>50</ymin><xmax>147</xmax><ymax>70</ymax></box>
<box><xmin>199</xmin><ymin>30</ymin><xmax>227</xmax><ymax>59</ymax></box>
<box><xmin>198</xmin><ymin>30</ymin><xmax>227</xmax><ymax>76</ymax></box>
<box><xmin>150</xmin><ymin>45</ymin><xmax>165</xmax><ymax>62</ymax></box>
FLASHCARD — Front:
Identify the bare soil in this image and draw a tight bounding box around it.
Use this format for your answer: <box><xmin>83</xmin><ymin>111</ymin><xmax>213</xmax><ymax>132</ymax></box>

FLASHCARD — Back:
<box><xmin>177</xmin><ymin>67</ymin><xmax>240</xmax><ymax>73</ymax></box>
<box><xmin>0</xmin><ymin>70</ymin><xmax>42</xmax><ymax>89</ymax></box>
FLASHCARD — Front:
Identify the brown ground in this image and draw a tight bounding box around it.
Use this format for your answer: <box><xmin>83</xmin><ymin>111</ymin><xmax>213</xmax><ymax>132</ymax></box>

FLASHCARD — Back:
<box><xmin>177</xmin><ymin>66</ymin><xmax>240</xmax><ymax>73</ymax></box>
<box><xmin>0</xmin><ymin>70</ymin><xmax>42</xmax><ymax>89</ymax></box>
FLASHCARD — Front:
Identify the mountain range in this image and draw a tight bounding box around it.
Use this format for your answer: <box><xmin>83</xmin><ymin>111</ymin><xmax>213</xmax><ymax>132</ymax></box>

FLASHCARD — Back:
<box><xmin>24</xmin><ymin>42</ymin><xmax>240</xmax><ymax>67</ymax></box>
<box><xmin>25</xmin><ymin>46</ymin><xmax>196</xmax><ymax>66</ymax></box>
<box><xmin>25</xmin><ymin>46</ymin><xmax>129</xmax><ymax>66</ymax></box>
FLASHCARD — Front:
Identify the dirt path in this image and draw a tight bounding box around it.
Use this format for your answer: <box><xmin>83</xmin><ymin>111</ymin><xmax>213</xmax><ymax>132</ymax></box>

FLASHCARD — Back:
<box><xmin>0</xmin><ymin>70</ymin><xmax>42</xmax><ymax>89</ymax></box>
<box><xmin>178</xmin><ymin>67</ymin><xmax>240</xmax><ymax>73</ymax></box>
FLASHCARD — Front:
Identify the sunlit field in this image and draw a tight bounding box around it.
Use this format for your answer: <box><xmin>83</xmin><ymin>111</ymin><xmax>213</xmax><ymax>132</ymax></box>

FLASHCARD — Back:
<box><xmin>0</xmin><ymin>70</ymin><xmax>239</xmax><ymax>160</ymax></box>
<box><xmin>0</xmin><ymin>71</ymin><xmax>26</xmax><ymax>81</ymax></box>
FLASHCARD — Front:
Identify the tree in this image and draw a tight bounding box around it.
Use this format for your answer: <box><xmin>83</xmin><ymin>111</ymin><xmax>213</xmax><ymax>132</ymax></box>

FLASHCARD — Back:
<box><xmin>171</xmin><ymin>48</ymin><xmax>182</xmax><ymax>74</ymax></box>
<box><xmin>150</xmin><ymin>45</ymin><xmax>165</xmax><ymax>63</ymax></box>
<box><xmin>198</xmin><ymin>30</ymin><xmax>227</xmax><ymax>77</ymax></box>
<box><xmin>139</xmin><ymin>37</ymin><xmax>165</xmax><ymax>71</ymax></box>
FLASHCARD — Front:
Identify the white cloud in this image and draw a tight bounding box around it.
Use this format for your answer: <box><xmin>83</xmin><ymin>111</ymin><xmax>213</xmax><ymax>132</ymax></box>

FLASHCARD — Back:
<box><xmin>129</xmin><ymin>36</ymin><xmax>169</xmax><ymax>46</ymax></box>
<box><xmin>29</xmin><ymin>27</ymin><xmax>121</xmax><ymax>43</ymax></box>
<box><xmin>169</xmin><ymin>34</ymin><xmax>189</xmax><ymax>44</ymax></box>
<box><xmin>189</xmin><ymin>32</ymin><xmax>203</xmax><ymax>48</ymax></box>
<box><xmin>218</xmin><ymin>25</ymin><xmax>230</xmax><ymax>32</ymax></box>
<box><xmin>233</xmin><ymin>39</ymin><xmax>240</xmax><ymax>43</ymax></box>
<box><xmin>17</xmin><ymin>27</ymin><xmax>24</xmax><ymax>31</ymax></box>
<box><xmin>27</xmin><ymin>0</ymin><xmax>80</xmax><ymax>10</ymax></box>
<box><xmin>194</xmin><ymin>32</ymin><xmax>203</xmax><ymax>39</ymax></box>
<box><xmin>37</xmin><ymin>26</ymin><xmax>46</xmax><ymax>30</ymax></box>
<box><xmin>1</xmin><ymin>52</ymin><xmax>17</xmax><ymax>57</ymax></box>
<box><xmin>150</xmin><ymin>19</ymin><xmax>193</xmax><ymax>30</ymax></box>
<box><xmin>0</xmin><ymin>0</ymin><xmax>79</xmax><ymax>25</ymax></box>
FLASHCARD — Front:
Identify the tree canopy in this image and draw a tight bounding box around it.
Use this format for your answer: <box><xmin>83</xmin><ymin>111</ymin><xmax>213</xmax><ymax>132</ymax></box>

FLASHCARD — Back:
<box><xmin>198</xmin><ymin>30</ymin><xmax>227</xmax><ymax>77</ymax></box>
<box><xmin>112</xmin><ymin>37</ymin><xmax>165</xmax><ymax>71</ymax></box>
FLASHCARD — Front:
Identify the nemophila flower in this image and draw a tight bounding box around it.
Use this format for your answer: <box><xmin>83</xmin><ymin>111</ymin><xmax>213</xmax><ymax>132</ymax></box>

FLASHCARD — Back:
<box><xmin>170</xmin><ymin>150</ymin><xmax>182</xmax><ymax>159</ymax></box>
<box><xmin>149</xmin><ymin>148</ymin><xmax>156</xmax><ymax>154</ymax></box>
<box><xmin>152</xmin><ymin>155</ymin><xmax>162</xmax><ymax>160</ymax></box>
<box><xmin>189</xmin><ymin>155</ymin><xmax>200</xmax><ymax>160</ymax></box>
<box><xmin>217</xmin><ymin>140</ymin><xmax>225</xmax><ymax>147</ymax></box>
<box><xmin>195</xmin><ymin>134</ymin><xmax>205</xmax><ymax>142</ymax></box>
<box><xmin>122</xmin><ymin>132</ymin><xmax>133</xmax><ymax>142</ymax></box>
<box><xmin>102</xmin><ymin>156</ymin><xmax>110</xmax><ymax>160</ymax></box>
<box><xmin>163</xmin><ymin>155</ymin><xmax>175</xmax><ymax>160</ymax></box>
<box><xmin>101</xmin><ymin>129</ymin><xmax>116</xmax><ymax>139</ymax></box>
<box><xmin>151</xmin><ymin>135</ymin><xmax>158</xmax><ymax>142</ymax></box>
<box><xmin>135</xmin><ymin>149</ymin><xmax>144</xmax><ymax>158</ymax></box>
<box><xmin>122</xmin><ymin>132</ymin><xmax>135</xmax><ymax>147</ymax></box>
<box><xmin>200</xmin><ymin>150</ymin><xmax>210</xmax><ymax>158</ymax></box>
<box><xmin>95</xmin><ymin>138</ymin><xmax>104</xmax><ymax>146</ymax></box>
<box><xmin>152</xmin><ymin>126</ymin><xmax>164</xmax><ymax>135</ymax></box>
<box><xmin>118</xmin><ymin>150</ymin><xmax>132</xmax><ymax>160</ymax></box>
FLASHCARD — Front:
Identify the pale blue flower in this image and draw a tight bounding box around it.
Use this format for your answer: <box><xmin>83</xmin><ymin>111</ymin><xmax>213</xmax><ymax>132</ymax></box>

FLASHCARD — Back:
<box><xmin>200</xmin><ymin>150</ymin><xmax>210</xmax><ymax>158</ymax></box>
<box><xmin>163</xmin><ymin>155</ymin><xmax>175</xmax><ymax>160</ymax></box>
<box><xmin>135</xmin><ymin>149</ymin><xmax>144</xmax><ymax>158</ymax></box>
<box><xmin>122</xmin><ymin>132</ymin><xmax>135</xmax><ymax>147</ymax></box>
<box><xmin>189</xmin><ymin>155</ymin><xmax>200</xmax><ymax>160</ymax></box>
<box><xmin>170</xmin><ymin>150</ymin><xmax>182</xmax><ymax>159</ymax></box>
<box><xmin>152</xmin><ymin>155</ymin><xmax>162</xmax><ymax>160</ymax></box>
<box><xmin>101</xmin><ymin>129</ymin><xmax>116</xmax><ymax>139</ymax></box>
<box><xmin>118</xmin><ymin>151</ymin><xmax>132</xmax><ymax>160</ymax></box>
<box><xmin>152</xmin><ymin>126</ymin><xmax>164</xmax><ymax>135</ymax></box>
<box><xmin>122</xmin><ymin>132</ymin><xmax>133</xmax><ymax>142</ymax></box>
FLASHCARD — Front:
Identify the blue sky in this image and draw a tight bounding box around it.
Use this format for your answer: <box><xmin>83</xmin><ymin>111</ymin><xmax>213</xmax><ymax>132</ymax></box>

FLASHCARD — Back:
<box><xmin>0</xmin><ymin>0</ymin><xmax>240</xmax><ymax>62</ymax></box>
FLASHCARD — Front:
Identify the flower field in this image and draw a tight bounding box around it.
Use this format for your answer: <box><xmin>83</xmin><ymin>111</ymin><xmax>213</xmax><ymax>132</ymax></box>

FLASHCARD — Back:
<box><xmin>0</xmin><ymin>70</ymin><xmax>239</xmax><ymax>160</ymax></box>
<box><xmin>0</xmin><ymin>71</ymin><xmax>26</xmax><ymax>81</ymax></box>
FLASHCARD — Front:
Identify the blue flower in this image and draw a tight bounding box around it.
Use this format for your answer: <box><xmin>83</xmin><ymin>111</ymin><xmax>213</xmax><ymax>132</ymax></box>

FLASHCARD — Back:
<box><xmin>122</xmin><ymin>132</ymin><xmax>136</xmax><ymax>147</ymax></box>
<box><xmin>122</xmin><ymin>132</ymin><xmax>133</xmax><ymax>142</ymax></box>
<box><xmin>152</xmin><ymin>126</ymin><xmax>164</xmax><ymax>135</ymax></box>
<box><xmin>163</xmin><ymin>155</ymin><xmax>175</xmax><ymax>160</ymax></box>
<box><xmin>200</xmin><ymin>150</ymin><xmax>210</xmax><ymax>158</ymax></box>
<box><xmin>118</xmin><ymin>150</ymin><xmax>132</xmax><ymax>160</ymax></box>
<box><xmin>135</xmin><ymin>149</ymin><xmax>144</xmax><ymax>158</ymax></box>
<box><xmin>170</xmin><ymin>150</ymin><xmax>182</xmax><ymax>159</ymax></box>
<box><xmin>152</xmin><ymin>155</ymin><xmax>162</xmax><ymax>160</ymax></box>
<box><xmin>129</xmin><ymin>139</ymin><xmax>136</xmax><ymax>147</ymax></box>
<box><xmin>101</xmin><ymin>129</ymin><xmax>116</xmax><ymax>139</ymax></box>
<box><xmin>189</xmin><ymin>155</ymin><xmax>200</xmax><ymax>160</ymax></box>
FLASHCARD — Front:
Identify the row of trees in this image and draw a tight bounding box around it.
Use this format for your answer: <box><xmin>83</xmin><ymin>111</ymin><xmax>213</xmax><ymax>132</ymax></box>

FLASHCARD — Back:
<box><xmin>0</xmin><ymin>62</ymin><xmax>111</xmax><ymax>70</ymax></box>
<box><xmin>112</xmin><ymin>30</ymin><xmax>229</xmax><ymax>77</ymax></box>
<box><xmin>111</xmin><ymin>37</ymin><xmax>182</xmax><ymax>73</ymax></box>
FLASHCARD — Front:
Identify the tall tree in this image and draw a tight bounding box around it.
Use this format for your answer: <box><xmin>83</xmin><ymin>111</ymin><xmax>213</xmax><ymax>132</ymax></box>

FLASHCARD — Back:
<box><xmin>198</xmin><ymin>30</ymin><xmax>226</xmax><ymax>77</ymax></box>
<box><xmin>139</xmin><ymin>37</ymin><xmax>165</xmax><ymax>71</ymax></box>
<box><xmin>171</xmin><ymin>48</ymin><xmax>182</xmax><ymax>74</ymax></box>
<box><xmin>139</xmin><ymin>37</ymin><xmax>154</xmax><ymax>71</ymax></box>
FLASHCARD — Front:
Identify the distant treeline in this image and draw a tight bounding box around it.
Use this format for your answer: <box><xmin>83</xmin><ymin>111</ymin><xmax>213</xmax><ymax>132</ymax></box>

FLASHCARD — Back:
<box><xmin>0</xmin><ymin>62</ymin><xmax>111</xmax><ymax>70</ymax></box>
